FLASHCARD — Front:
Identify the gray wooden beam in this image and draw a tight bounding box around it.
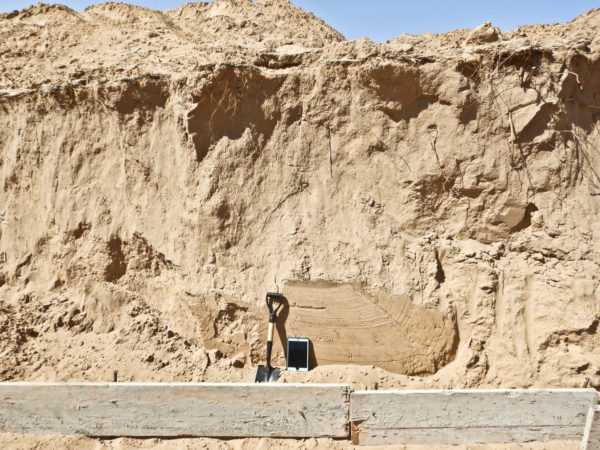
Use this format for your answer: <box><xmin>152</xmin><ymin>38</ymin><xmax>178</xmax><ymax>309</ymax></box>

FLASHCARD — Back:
<box><xmin>350</xmin><ymin>389</ymin><xmax>597</xmax><ymax>445</ymax></box>
<box><xmin>582</xmin><ymin>406</ymin><xmax>600</xmax><ymax>450</ymax></box>
<box><xmin>0</xmin><ymin>382</ymin><xmax>350</xmax><ymax>438</ymax></box>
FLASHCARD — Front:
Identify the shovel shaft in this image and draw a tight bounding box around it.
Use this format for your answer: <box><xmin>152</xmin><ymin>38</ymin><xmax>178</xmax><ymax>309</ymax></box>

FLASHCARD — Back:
<box><xmin>266</xmin><ymin>322</ymin><xmax>274</xmax><ymax>366</ymax></box>
<box><xmin>266</xmin><ymin>341</ymin><xmax>273</xmax><ymax>367</ymax></box>
<box><xmin>267</xmin><ymin>321</ymin><xmax>274</xmax><ymax>341</ymax></box>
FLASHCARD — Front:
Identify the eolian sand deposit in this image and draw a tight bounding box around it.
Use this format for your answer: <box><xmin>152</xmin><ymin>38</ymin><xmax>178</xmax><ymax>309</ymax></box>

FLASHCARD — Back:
<box><xmin>1</xmin><ymin>1</ymin><xmax>600</xmax><ymax>447</ymax></box>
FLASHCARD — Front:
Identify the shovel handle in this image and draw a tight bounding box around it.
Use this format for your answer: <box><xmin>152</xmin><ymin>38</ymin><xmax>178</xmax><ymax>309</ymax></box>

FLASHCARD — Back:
<box><xmin>266</xmin><ymin>292</ymin><xmax>283</xmax><ymax>322</ymax></box>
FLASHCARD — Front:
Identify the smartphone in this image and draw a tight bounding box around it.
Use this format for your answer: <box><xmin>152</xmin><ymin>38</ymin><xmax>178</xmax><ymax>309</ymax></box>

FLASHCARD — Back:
<box><xmin>286</xmin><ymin>337</ymin><xmax>310</xmax><ymax>372</ymax></box>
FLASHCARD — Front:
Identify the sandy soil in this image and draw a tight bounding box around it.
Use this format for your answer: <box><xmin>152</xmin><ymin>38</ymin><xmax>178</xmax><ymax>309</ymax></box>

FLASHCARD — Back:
<box><xmin>0</xmin><ymin>434</ymin><xmax>582</xmax><ymax>449</ymax></box>
<box><xmin>1</xmin><ymin>0</ymin><xmax>600</xmax><ymax>448</ymax></box>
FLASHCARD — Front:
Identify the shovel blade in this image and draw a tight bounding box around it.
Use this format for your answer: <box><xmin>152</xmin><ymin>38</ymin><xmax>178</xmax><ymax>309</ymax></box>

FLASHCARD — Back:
<box><xmin>255</xmin><ymin>365</ymin><xmax>280</xmax><ymax>383</ymax></box>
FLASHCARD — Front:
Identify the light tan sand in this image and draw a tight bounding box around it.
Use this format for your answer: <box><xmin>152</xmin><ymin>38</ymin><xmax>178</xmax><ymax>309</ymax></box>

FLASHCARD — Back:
<box><xmin>0</xmin><ymin>434</ymin><xmax>582</xmax><ymax>449</ymax></box>
<box><xmin>1</xmin><ymin>1</ymin><xmax>599</xmax><ymax>447</ymax></box>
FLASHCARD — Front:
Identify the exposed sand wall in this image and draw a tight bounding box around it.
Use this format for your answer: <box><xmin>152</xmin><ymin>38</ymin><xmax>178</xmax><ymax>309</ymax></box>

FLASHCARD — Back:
<box><xmin>0</xmin><ymin>1</ymin><xmax>599</xmax><ymax>394</ymax></box>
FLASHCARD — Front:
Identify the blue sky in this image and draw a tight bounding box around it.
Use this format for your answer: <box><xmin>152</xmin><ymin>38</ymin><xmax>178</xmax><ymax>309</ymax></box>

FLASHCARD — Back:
<box><xmin>2</xmin><ymin>0</ymin><xmax>599</xmax><ymax>42</ymax></box>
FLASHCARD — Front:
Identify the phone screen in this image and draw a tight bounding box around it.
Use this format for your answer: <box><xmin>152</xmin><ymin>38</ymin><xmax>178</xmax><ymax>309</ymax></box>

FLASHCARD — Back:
<box><xmin>287</xmin><ymin>339</ymin><xmax>309</xmax><ymax>370</ymax></box>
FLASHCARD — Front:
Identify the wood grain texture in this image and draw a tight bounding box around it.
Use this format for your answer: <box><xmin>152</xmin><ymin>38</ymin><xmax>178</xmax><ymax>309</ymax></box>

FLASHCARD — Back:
<box><xmin>351</xmin><ymin>389</ymin><xmax>597</xmax><ymax>445</ymax></box>
<box><xmin>274</xmin><ymin>280</ymin><xmax>457</xmax><ymax>375</ymax></box>
<box><xmin>582</xmin><ymin>406</ymin><xmax>600</xmax><ymax>450</ymax></box>
<box><xmin>0</xmin><ymin>382</ymin><xmax>350</xmax><ymax>438</ymax></box>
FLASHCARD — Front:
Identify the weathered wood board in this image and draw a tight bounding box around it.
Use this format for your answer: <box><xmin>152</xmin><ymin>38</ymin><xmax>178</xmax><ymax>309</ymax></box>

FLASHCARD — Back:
<box><xmin>350</xmin><ymin>389</ymin><xmax>597</xmax><ymax>445</ymax></box>
<box><xmin>582</xmin><ymin>406</ymin><xmax>600</xmax><ymax>450</ymax></box>
<box><xmin>0</xmin><ymin>382</ymin><xmax>350</xmax><ymax>438</ymax></box>
<box><xmin>275</xmin><ymin>280</ymin><xmax>457</xmax><ymax>375</ymax></box>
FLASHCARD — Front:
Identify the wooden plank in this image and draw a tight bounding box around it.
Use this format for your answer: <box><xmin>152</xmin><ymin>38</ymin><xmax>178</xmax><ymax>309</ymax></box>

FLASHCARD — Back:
<box><xmin>582</xmin><ymin>406</ymin><xmax>600</xmax><ymax>450</ymax></box>
<box><xmin>350</xmin><ymin>389</ymin><xmax>597</xmax><ymax>445</ymax></box>
<box><xmin>0</xmin><ymin>382</ymin><xmax>350</xmax><ymax>438</ymax></box>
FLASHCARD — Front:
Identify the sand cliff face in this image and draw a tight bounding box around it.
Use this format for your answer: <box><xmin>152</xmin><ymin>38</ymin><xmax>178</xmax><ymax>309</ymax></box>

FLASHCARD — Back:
<box><xmin>0</xmin><ymin>0</ymin><xmax>599</xmax><ymax>390</ymax></box>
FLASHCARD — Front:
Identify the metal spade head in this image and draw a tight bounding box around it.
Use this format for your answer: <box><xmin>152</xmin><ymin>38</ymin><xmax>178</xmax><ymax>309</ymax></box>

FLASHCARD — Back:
<box><xmin>255</xmin><ymin>365</ymin><xmax>280</xmax><ymax>383</ymax></box>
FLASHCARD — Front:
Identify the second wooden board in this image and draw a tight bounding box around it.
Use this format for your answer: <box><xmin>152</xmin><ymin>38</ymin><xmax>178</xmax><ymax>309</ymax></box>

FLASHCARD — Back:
<box><xmin>351</xmin><ymin>389</ymin><xmax>597</xmax><ymax>445</ymax></box>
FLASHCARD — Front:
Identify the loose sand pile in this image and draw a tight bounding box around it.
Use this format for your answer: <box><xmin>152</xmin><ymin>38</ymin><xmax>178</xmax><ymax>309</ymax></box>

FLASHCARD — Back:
<box><xmin>1</xmin><ymin>0</ymin><xmax>600</xmax><ymax>447</ymax></box>
<box><xmin>0</xmin><ymin>434</ymin><xmax>582</xmax><ymax>450</ymax></box>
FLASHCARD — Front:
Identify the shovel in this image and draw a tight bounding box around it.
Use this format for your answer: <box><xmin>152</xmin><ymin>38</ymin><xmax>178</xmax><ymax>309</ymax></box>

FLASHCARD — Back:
<box><xmin>255</xmin><ymin>292</ymin><xmax>284</xmax><ymax>382</ymax></box>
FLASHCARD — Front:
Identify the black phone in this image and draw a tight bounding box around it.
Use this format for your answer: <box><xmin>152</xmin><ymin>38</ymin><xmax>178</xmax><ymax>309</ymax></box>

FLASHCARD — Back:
<box><xmin>286</xmin><ymin>337</ymin><xmax>309</xmax><ymax>372</ymax></box>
